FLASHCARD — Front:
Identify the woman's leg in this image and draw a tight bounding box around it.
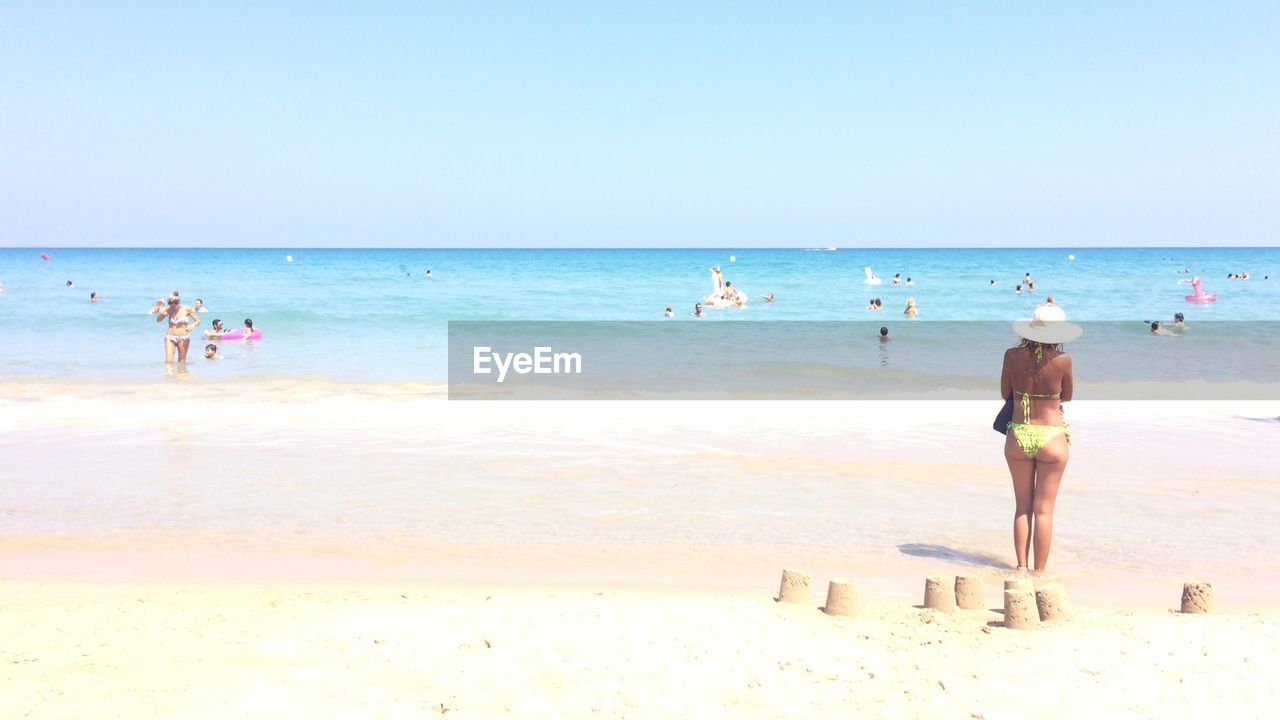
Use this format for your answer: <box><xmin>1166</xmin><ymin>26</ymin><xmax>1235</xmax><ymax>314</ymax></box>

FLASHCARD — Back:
<box><xmin>164</xmin><ymin>337</ymin><xmax>175</xmax><ymax>363</ymax></box>
<box><xmin>1030</xmin><ymin>433</ymin><xmax>1069</xmax><ymax>572</ymax></box>
<box><xmin>1004</xmin><ymin>435</ymin><xmax>1035</xmax><ymax>568</ymax></box>
<box><xmin>176</xmin><ymin>337</ymin><xmax>190</xmax><ymax>362</ymax></box>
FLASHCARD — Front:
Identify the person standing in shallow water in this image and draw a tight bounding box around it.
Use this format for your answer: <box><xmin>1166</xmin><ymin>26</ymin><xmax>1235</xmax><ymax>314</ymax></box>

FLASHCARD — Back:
<box><xmin>1000</xmin><ymin>305</ymin><xmax>1081</xmax><ymax>575</ymax></box>
<box><xmin>157</xmin><ymin>294</ymin><xmax>201</xmax><ymax>363</ymax></box>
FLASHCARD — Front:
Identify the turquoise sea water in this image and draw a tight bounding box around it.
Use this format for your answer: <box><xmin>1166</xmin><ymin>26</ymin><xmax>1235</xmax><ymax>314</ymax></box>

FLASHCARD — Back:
<box><xmin>1</xmin><ymin>247</ymin><xmax>1277</xmax><ymax>382</ymax></box>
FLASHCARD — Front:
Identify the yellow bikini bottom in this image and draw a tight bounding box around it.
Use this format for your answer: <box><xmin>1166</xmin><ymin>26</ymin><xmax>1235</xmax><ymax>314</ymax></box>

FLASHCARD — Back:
<box><xmin>1007</xmin><ymin>422</ymin><xmax>1070</xmax><ymax>459</ymax></box>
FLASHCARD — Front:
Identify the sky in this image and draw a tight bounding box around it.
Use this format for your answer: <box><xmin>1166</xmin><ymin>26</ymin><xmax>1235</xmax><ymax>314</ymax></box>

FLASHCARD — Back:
<box><xmin>1</xmin><ymin>1</ymin><xmax>1277</xmax><ymax>248</ymax></box>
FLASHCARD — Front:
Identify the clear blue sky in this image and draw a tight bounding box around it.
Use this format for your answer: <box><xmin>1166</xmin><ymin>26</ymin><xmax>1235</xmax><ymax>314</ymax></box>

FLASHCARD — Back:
<box><xmin>1</xmin><ymin>1</ymin><xmax>1276</xmax><ymax>247</ymax></box>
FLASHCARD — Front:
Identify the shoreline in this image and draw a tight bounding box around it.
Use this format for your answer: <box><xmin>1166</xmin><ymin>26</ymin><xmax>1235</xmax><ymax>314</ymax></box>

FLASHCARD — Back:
<box><xmin>5</xmin><ymin>392</ymin><xmax>1279</xmax><ymax>607</ymax></box>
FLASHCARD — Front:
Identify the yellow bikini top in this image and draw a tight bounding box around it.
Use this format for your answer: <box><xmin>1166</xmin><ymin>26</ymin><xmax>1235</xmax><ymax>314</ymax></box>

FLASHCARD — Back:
<box><xmin>1014</xmin><ymin>388</ymin><xmax>1061</xmax><ymax>420</ymax></box>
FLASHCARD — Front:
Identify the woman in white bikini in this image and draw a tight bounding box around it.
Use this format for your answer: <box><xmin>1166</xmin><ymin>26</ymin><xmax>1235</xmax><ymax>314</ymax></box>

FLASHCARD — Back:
<box><xmin>156</xmin><ymin>294</ymin><xmax>201</xmax><ymax>363</ymax></box>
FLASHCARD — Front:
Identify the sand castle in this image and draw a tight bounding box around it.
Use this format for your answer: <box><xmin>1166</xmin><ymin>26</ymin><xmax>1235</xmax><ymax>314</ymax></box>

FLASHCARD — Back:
<box><xmin>823</xmin><ymin>579</ymin><xmax>859</xmax><ymax>617</ymax></box>
<box><xmin>1003</xmin><ymin>578</ymin><xmax>1033</xmax><ymax>593</ymax></box>
<box><xmin>923</xmin><ymin>575</ymin><xmax>956</xmax><ymax>611</ymax></box>
<box><xmin>954</xmin><ymin>576</ymin><xmax>984</xmax><ymax>609</ymax></box>
<box><xmin>1035</xmin><ymin>585</ymin><xmax>1071</xmax><ymax>621</ymax></box>
<box><xmin>772</xmin><ymin>571</ymin><xmax>1216</xmax><ymax>630</ymax></box>
<box><xmin>1003</xmin><ymin>588</ymin><xmax>1040</xmax><ymax>629</ymax></box>
<box><xmin>777</xmin><ymin>569</ymin><xmax>812</xmax><ymax>604</ymax></box>
<box><xmin>1181</xmin><ymin>581</ymin><xmax>1214</xmax><ymax>614</ymax></box>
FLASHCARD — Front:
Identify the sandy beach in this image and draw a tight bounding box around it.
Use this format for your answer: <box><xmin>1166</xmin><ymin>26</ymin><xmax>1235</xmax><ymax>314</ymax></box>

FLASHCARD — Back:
<box><xmin>3</xmin><ymin>385</ymin><xmax>1279</xmax><ymax>716</ymax></box>
<box><xmin>3</xmin><ymin>581</ymin><xmax>1277</xmax><ymax>719</ymax></box>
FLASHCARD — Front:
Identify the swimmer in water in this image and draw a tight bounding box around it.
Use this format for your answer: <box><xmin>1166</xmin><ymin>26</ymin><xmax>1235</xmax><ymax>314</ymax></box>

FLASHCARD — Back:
<box><xmin>875</xmin><ymin>298</ymin><xmax>882</xmax><ymax>309</ymax></box>
<box><xmin>1044</xmin><ymin>296</ymin><xmax>1055</xmax><ymax>306</ymax></box>
<box><xmin>904</xmin><ymin>298</ymin><xmax>918</xmax><ymax>318</ymax></box>
<box><xmin>193</xmin><ymin>298</ymin><xmax>206</xmax><ymax>312</ymax></box>
<box><xmin>1150</xmin><ymin>321</ymin><xmax>1171</xmax><ymax>336</ymax></box>
<box><xmin>762</xmin><ymin>294</ymin><xmax>775</xmax><ymax>302</ymax></box>
<box><xmin>426</xmin><ymin>270</ymin><xmax>432</xmax><ymax>277</ymax></box>
<box><xmin>892</xmin><ymin>273</ymin><xmax>902</xmax><ymax>285</ymax></box>
<box><xmin>990</xmin><ymin>280</ymin><xmax>996</xmax><ymax>286</ymax></box>
<box><xmin>879</xmin><ymin>326</ymin><xmax>890</xmax><ymax>341</ymax></box>
<box><xmin>866</xmin><ymin>298</ymin><xmax>878</xmax><ymax>311</ymax></box>
<box><xmin>204</xmin><ymin>344</ymin><xmax>218</xmax><ymax>359</ymax></box>
<box><xmin>89</xmin><ymin>292</ymin><xmax>98</xmax><ymax>303</ymax></box>
<box><xmin>693</xmin><ymin>303</ymin><xmax>705</xmax><ymax>317</ymax></box>
<box><xmin>1172</xmin><ymin>312</ymin><xmax>1187</xmax><ymax>331</ymax></box>
<box><xmin>1015</xmin><ymin>284</ymin><xmax>1022</xmax><ymax>295</ymax></box>
<box><xmin>205</xmin><ymin>319</ymin><xmax>226</xmax><ymax>339</ymax></box>
<box><xmin>242</xmin><ymin>318</ymin><xmax>260</xmax><ymax>336</ymax></box>
<box><xmin>905</xmin><ymin>277</ymin><xmax>914</xmax><ymax>286</ymax></box>
<box><xmin>664</xmin><ymin>307</ymin><xmax>673</xmax><ymax>317</ymax></box>
<box><xmin>66</xmin><ymin>280</ymin><xmax>74</xmax><ymax>288</ymax></box>
<box><xmin>1024</xmin><ymin>272</ymin><xmax>1032</xmax><ymax>285</ymax></box>
<box><xmin>1028</xmin><ymin>282</ymin><xmax>1036</xmax><ymax>293</ymax></box>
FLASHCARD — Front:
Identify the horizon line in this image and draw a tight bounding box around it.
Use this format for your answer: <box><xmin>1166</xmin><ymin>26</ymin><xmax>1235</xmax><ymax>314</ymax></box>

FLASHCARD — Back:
<box><xmin>3</xmin><ymin>245</ymin><xmax>1277</xmax><ymax>251</ymax></box>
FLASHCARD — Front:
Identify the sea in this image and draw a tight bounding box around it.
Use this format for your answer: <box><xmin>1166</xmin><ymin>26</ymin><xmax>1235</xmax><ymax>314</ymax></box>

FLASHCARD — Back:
<box><xmin>1</xmin><ymin>246</ymin><xmax>1277</xmax><ymax>382</ymax></box>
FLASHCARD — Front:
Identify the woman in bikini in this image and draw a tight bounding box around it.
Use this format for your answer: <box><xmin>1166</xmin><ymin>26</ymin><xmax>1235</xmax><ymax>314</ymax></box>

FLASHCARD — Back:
<box><xmin>1000</xmin><ymin>304</ymin><xmax>1081</xmax><ymax>575</ymax></box>
<box><xmin>157</xmin><ymin>294</ymin><xmax>201</xmax><ymax>363</ymax></box>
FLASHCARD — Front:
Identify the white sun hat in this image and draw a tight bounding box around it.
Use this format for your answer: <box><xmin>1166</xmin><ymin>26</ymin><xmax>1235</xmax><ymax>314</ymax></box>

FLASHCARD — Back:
<box><xmin>1012</xmin><ymin>304</ymin><xmax>1083</xmax><ymax>344</ymax></box>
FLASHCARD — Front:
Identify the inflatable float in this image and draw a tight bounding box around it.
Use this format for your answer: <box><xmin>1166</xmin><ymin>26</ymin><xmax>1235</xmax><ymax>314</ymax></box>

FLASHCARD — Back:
<box><xmin>704</xmin><ymin>266</ymin><xmax>747</xmax><ymax>308</ymax></box>
<box><xmin>864</xmin><ymin>267</ymin><xmax>882</xmax><ymax>285</ymax></box>
<box><xmin>1185</xmin><ymin>276</ymin><xmax>1216</xmax><ymax>303</ymax></box>
<box><xmin>218</xmin><ymin>329</ymin><xmax>262</xmax><ymax>340</ymax></box>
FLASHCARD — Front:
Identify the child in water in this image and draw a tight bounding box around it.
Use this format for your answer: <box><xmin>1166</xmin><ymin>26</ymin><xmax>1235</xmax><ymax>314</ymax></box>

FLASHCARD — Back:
<box><xmin>204</xmin><ymin>344</ymin><xmax>218</xmax><ymax>359</ymax></box>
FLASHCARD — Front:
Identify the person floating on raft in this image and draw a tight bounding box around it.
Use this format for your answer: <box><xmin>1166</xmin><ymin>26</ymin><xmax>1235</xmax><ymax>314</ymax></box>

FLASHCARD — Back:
<box><xmin>704</xmin><ymin>266</ymin><xmax>748</xmax><ymax>308</ymax></box>
<box><xmin>1185</xmin><ymin>276</ymin><xmax>1216</xmax><ymax>303</ymax></box>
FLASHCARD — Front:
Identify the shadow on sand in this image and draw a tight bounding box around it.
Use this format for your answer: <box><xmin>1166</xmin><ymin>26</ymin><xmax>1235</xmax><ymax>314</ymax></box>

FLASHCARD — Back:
<box><xmin>897</xmin><ymin>543</ymin><xmax>1010</xmax><ymax>570</ymax></box>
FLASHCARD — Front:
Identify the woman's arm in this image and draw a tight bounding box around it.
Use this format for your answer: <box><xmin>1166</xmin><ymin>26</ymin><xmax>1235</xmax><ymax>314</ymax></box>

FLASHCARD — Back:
<box><xmin>187</xmin><ymin>307</ymin><xmax>201</xmax><ymax>328</ymax></box>
<box><xmin>1000</xmin><ymin>349</ymin><xmax>1013</xmax><ymax>398</ymax></box>
<box><xmin>1059</xmin><ymin>354</ymin><xmax>1073</xmax><ymax>402</ymax></box>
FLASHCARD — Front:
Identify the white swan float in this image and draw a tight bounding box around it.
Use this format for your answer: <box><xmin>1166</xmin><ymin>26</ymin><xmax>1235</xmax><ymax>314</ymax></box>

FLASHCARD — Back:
<box><xmin>864</xmin><ymin>266</ymin><xmax>883</xmax><ymax>285</ymax></box>
<box><xmin>704</xmin><ymin>266</ymin><xmax>748</xmax><ymax>307</ymax></box>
